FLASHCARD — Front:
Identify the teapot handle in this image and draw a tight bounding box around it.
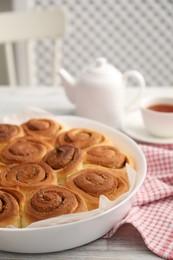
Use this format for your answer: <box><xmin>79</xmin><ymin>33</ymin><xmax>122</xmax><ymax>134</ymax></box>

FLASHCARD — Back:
<box><xmin>123</xmin><ymin>70</ymin><xmax>146</xmax><ymax>111</ymax></box>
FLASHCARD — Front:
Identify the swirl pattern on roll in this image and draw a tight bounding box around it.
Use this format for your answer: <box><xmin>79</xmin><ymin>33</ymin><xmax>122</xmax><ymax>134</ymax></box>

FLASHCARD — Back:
<box><xmin>84</xmin><ymin>145</ymin><xmax>127</xmax><ymax>169</ymax></box>
<box><xmin>0</xmin><ymin>136</ymin><xmax>51</xmax><ymax>164</ymax></box>
<box><xmin>0</xmin><ymin>187</ymin><xmax>25</xmax><ymax>228</ymax></box>
<box><xmin>0</xmin><ymin>117</ymin><xmax>135</xmax><ymax>228</ymax></box>
<box><xmin>43</xmin><ymin>144</ymin><xmax>83</xmax><ymax>184</ymax></box>
<box><xmin>44</xmin><ymin>144</ymin><xmax>81</xmax><ymax>170</ymax></box>
<box><xmin>56</xmin><ymin>128</ymin><xmax>110</xmax><ymax>149</ymax></box>
<box><xmin>0</xmin><ymin>162</ymin><xmax>57</xmax><ymax>193</ymax></box>
<box><xmin>21</xmin><ymin>118</ymin><xmax>64</xmax><ymax>144</ymax></box>
<box><xmin>0</xmin><ymin>124</ymin><xmax>23</xmax><ymax>149</ymax></box>
<box><xmin>65</xmin><ymin>166</ymin><xmax>129</xmax><ymax>210</ymax></box>
<box><xmin>22</xmin><ymin>185</ymin><xmax>87</xmax><ymax>227</ymax></box>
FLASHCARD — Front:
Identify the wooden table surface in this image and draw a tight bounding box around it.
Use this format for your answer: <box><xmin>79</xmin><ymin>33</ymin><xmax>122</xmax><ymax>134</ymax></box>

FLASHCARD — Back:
<box><xmin>0</xmin><ymin>86</ymin><xmax>172</xmax><ymax>259</ymax></box>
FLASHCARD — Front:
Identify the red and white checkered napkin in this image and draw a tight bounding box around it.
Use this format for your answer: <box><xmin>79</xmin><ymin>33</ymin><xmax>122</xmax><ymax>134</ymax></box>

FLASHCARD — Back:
<box><xmin>106</xmin><ymin>143</ymin><xmax>173</xmax><ymax>260</ymax></box>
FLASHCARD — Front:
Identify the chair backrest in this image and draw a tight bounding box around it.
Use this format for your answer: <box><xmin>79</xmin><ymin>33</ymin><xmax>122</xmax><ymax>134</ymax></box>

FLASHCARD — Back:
<box><xmin>0</xmin><ymin>9</ymin><xmax>67</xmax><ymax>87</ymax></box>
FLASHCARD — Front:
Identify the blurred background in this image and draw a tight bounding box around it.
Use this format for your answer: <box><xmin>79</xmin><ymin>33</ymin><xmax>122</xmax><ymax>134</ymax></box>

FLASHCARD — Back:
<box><xmin>0</xmin><ymin>0</ymin><xmax>172</xmax><ymax>87</ymax></box>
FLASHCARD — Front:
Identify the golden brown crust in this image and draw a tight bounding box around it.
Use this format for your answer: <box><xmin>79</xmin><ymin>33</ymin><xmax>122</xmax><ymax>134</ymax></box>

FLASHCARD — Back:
<box><xmin>43</xmin><ymin>144</ymin><xmax>83</xmax><ymax>185</ymax></box>
<box><xmin>0</xmin><ymin>136</ymin><xmax>52</xmax><ymax>165</ymax></box>
<box><xmin>0</xmin><ymin>117</ymin><xmax>135</xmax><ymax>228</ymax></box>
<box><xmin>0</xmin><ymin>124</ymin><xmax>23</xmax><ymax>150</ymax></box>
<box><xmin>21</xmin><ymin>118</ymin><xmax>65</xmax><ymax>144</ymax></box>
<box><xmin>65</xmin><ymin>165</ymin><xmax>129</xmax><ymax>210</ymax></box>
<box><xmin>0</xmin><ymin>161</ymin><xmax>57</xmax><ymax>194</ymax></box>
<box><xmin>22</xmin><ymin>185</ymin><xmax>88</xmax><ymax>227</ymax></box>
<box><xmin>83</xmin><ymin>145</ymin><xmax>135</xmax><ymax>177</ymax></box>
<box><xmin>0</xmin><ymin>187</ymin><xmax>25</xmax><ymax>228</ymax></box>
<box><xmin>56</xmin><ymin>128</ymin><xmax>111</xmax><ymax>150</ymax></box>
<box><xmin>84</xmin><ymin>145</ymin><xmax>126</xmax><ymax>168</ymax></box>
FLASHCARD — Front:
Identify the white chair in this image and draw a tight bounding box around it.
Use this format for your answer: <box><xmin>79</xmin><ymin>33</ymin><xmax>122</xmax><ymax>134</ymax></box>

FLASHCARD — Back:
<box><xmin>0</xmin><ymin>9</ymin><xmax>67</xmax><ymax>87</ymax></box>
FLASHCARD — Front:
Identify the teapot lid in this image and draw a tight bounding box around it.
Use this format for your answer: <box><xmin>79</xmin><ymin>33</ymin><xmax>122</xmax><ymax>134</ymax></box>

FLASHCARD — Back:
<box><xmin>81</xmin><ymin>57</ymin><xmax>122</xmax><ymax>79</ymax></box>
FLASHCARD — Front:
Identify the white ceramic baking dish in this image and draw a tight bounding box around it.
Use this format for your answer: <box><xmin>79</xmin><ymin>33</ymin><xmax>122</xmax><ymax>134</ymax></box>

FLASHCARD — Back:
<box><xmin>0</xmin><ymin>116</ymin><xmax>147</xmax><ymax>253</ymax></box>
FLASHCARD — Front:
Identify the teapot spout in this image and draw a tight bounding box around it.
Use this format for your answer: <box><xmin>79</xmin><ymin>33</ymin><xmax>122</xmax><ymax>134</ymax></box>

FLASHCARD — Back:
<box><xmin>58</xmin><ymin>68</ymin><xmax>76</xmax><ymax>104</ymax></box>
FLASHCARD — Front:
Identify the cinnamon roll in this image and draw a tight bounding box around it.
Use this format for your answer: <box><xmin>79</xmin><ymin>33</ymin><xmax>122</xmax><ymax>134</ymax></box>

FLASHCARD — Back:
<box><xmin>22</xmin><ymin>185</ymin><xmax>88</xmax><ymax>227</ymax></box>
<box><xmin>0</xmin><ymin>161</ymin><xmax>57</xmax><ymax>194</ymax></box>
<box><xmin>21</xmin><ymin>118</ymin><xmax>64</xmax><ymax>145</ymax></box>
<box><xmin>56</xmin><ymin>128</ymin><xmax>111</xmax><ymax>150</ymax></box>
<box><xmin>65</xmin><ymin>165</ymin><xmax>129</xmax><ymax>210</ymax></box>
<box><xmin>0</xmin><ymin>124</ymin><xmax>23</xmax><ymax>150</ymax></box>
<box><xmin>43</xmin><ymin>144</ymin><xmax>83</xmax><ymax>185</ymax></box>
<box><xmin>84</xmin><ymin>145</ymin><xmax>134</xmax><ymax>173</ymax></box>
<box><xmin>0</xmin><ymin>136</ymin><xmax>52</xmax><ymax>165</ymax></box>
<box><xmin>0</xmin><ymin>117</ymin><xmax>135</xmax><ymax>228</ymax></box>
<box><xmin>0</xmin><ymin>187</ymin><xmax>25</xmax><ymax>228</ymax></box>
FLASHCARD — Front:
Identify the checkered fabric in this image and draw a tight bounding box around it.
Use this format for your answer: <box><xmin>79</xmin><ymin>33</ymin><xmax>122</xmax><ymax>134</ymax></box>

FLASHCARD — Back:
<box><xmin>105</xmin><ymin>144</ymin><xmax>173</xmax><ymax>259</ymax></box>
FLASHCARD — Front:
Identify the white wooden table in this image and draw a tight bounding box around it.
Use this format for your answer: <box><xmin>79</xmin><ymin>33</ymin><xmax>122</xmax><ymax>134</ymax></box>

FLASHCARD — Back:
<box><xmin>0</xmin><ymin>86</ymin><xmax>172</xmax><ymax>260</ymax></box>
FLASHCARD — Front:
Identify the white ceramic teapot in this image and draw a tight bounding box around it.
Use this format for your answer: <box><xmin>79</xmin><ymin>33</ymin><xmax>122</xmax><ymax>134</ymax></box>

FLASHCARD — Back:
<box><xmin>59</xmin><ymin>57</ymin><xmax>146</xmax><ymax>128</ymax></box>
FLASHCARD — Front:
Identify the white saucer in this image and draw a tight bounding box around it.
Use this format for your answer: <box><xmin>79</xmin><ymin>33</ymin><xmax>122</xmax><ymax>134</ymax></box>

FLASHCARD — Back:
<box><xmin>121</xmin><ymin>110</ymin><xmax>173</xmax><ymax>144</ymax></box>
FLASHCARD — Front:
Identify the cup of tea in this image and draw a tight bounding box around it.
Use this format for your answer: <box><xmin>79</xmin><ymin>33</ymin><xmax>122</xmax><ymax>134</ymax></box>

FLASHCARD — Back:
<box><xmin>140</xmin><ymin>96</ymin><xmax>173</xmax><ymax>137</ymax></box>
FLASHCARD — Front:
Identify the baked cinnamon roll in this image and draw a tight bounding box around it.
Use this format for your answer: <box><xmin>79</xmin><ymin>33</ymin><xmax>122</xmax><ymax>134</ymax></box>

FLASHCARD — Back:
<box><xmin>0</xmin><ymin>161</ymin><xmax>57</xmax><ymax>194</ymax></box>
<box><xmin>0</xmin><ymin>124</ymin><xmax>23</xmax><ymax>150</ymax></box>
<box><xmin>84</xmin><ymin>145</ymin><xmax>134</xmax><ymax>173</ymax></box>
<box><xmin>0</xmin><ymin>118</ymin><xmax>135</xmax><ymax>228</ymax></box>
<box><xmin>43</xmin><ymin>144</ymin><xmax>83</xmax><ymax>185</ymax></box>
<box><xmin>0</xmin><ymin>136</ymin><xmax>52</xmax><ymax>165</ymax></box>
<box><xmin>65</xmin><ymin>165</ymin><xmax>129</xmax><ymax>210</ymax></box>
<box><xmin>0</xmin><ymin>187</ymin><xmax>25</xmax><ymax>228</ymax></box>
<box><xmin>56</xmin><ymin>128</ymin><xmax>111</xmax><ymax>150</ymax></box>
<box><xmin>22</xmin><ymin>185</ymin><xmax>88</xmax><ymax>227</ymax></box>
<box><xmin>21</xmin><ymin>118</ymin><xmax>64</xmax><ymax>145</ymax></box>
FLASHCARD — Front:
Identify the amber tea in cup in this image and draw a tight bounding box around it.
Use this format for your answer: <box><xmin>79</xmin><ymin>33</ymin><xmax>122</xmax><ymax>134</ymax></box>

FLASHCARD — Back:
<box><xmin>140</xmin><ymin>96</ymin><xmax>173</xmax><ymax>137</ymax></box>
<box><xmin>148</xmin><ymin>104</ymin><xmax>173</xmax><ymax>113</ymax></box>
